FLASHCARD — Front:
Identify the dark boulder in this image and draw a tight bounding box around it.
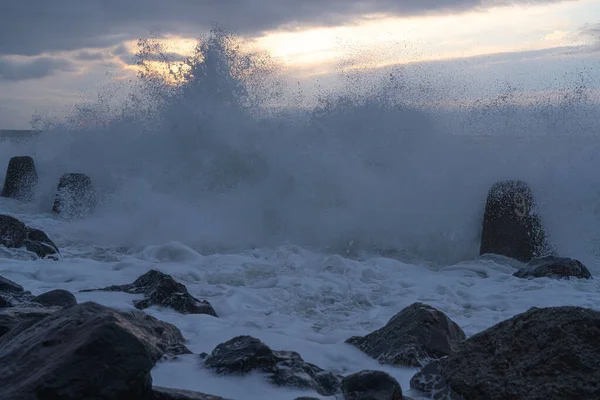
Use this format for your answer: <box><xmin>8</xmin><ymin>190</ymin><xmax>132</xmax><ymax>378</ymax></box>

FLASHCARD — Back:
<box><xmin>342</xmin><ymin>370</ymin><xmax>407</xmax><ymax>400</ymax></box>
<box><xmin>0</xmin><ymin>302</ymin><xmax>193</xmax><ymax>400</ymax></box>
<box><xmin>32</xmin><ymin>289</ymin><xmax>78</xmax><ymax>308</ymax></box>
<box><xmin>513</xmin><ymin>256</ymin><xmax>592</xmax><ymax>280</ymax></box>
<box><xmin>203</xmin><ymin>335</ymin><xmax>342</xmax><ymax>396</ymax></box>
<box><xmin>0</xmin><ymin>214</ymin><xmax>59</xmax><ymax>258</ymax></box>
<box><xmin>1</xmin><ymin>156</ymin><xmax>38</xmax><ymax>201</ymax></box>
<box><xmin>479</xmin><ymin>180</ymin><xmax>550</xmax><ymax>262</ymax></box>
<box><xmin>0</xmin><ymin>306</ymin><xmax>56</xmax><ymax>339</ymax></box>
<box><xmin>81</xmin><ymin>269</ymin><xmax>217</xmax><ymax>316</ymax></box>
<box><xmin>0</xmin><ymin>302</ymin><xmax>155</xmax><ymax>399</ymax></box>
<box><xmin>120</xmin><ymin>310</ymin><xmax>193</xmax><ymax>360</ymax></box>
<box><xmin>0</xmin><ymin>275</ymin><xmax>24</xmax><ymax>294</ymax></box>
<box><xmin>0</xmin><ymin>275</ymin><xmax>34</xmax><ymax>308</ymax></box>
<box><xmin>152</xmin><ymin>386</ymin><xmax>230</xmax><ymax>400</ymax></box>
<box><xmin>346</xmin><ymin>302</ymin><xmax>466</xmax><ymax>367</ymax></box>
<box><xmin>410</xmin><ymin>306</ymin><xmax>600</xmax><ymax>400</ymax></box>
<box><xmin>52</xmin><ymin>173</ymin><xmax>97</xmax><ymax>218</ymax></box>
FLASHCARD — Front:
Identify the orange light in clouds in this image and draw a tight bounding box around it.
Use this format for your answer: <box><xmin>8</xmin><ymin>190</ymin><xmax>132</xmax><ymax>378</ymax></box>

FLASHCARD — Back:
<box><xmin>115</xmin><ymin>0</ymin><xmax>597</xmax><ymax>80</ymax></box>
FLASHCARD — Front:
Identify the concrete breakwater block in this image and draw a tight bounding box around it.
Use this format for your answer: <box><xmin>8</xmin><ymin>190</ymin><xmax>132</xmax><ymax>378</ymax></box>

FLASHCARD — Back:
<box><xmin>479</xmin><ymin>180</ymin><xmax>549</xmax><ymax>262</ymax></box>
<box><xmin>1</xmin><ymin>156</ymin><xmax>38</xmax><ymax>201</ymax></box>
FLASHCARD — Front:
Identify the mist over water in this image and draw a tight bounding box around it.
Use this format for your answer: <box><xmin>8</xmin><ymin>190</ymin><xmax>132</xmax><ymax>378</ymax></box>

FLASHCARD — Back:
<box><xmin>2</xmin><ymin>27</ymin><xmax>600</xmax><ymax>267</ymax></box>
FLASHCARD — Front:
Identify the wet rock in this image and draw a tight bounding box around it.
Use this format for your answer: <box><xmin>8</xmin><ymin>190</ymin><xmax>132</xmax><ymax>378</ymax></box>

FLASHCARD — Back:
<box><xmin>0</xmin><ymin>275</ymin><xmax>34</xmax><ymax>308</ymax></box>
<box><xmin>0</xmin><ymin>275</ymin><xmax>24</xmax><ymax>294</ymax></box>
<box><xmin>1</xmin><ymin>156</ymin><xmax>38</xmax><ymax>201</ymax></box>
<box><xmin>479</xmin><ymin>180</ymin><xmax>550</xmax><ymax>262</ymax></box>
<box><xmin>346</xmin><ymin>302</ymin><xmax>466</xmax><ymax>367</ymax></box>
<box><xmin>410</xmin><ymin>306</ymin><xmax>600</xmax><ymax>400</ymax></box>
<box><xmin>0</xmin><ymin>306</ymin><xmax>56</xmax><ymax>339</ymax></box>
<box><xmin>52</xmin><ymin>173</ymin><xmax>97</xmax><ymax>218</ymax></box>
<box><xmin>152</xmin><ymin>386</ymin><xmax>230</xmax><ymax>400</ymax></box>
<box><xmin>294</xmin><ymin>398</ymin><xmax>321</xmax><ymax>400</ymax></box>
<box><xmin>513</xmin><ymin>255</ymin><xmax>592</xmax><ymax>280</ymax></box>
<box><xmin>0</xmin><ymin>301</ymin><xmax>192</xmax><ymax>400</ymax></box>
<box><xmin>0</xmin><ymin>214</ymin><xmax>59</xmax><ymax>258</ymax></box>
<box><xmin>82</xmin><ymin>269</ymin><xmax>217</xmax><ymax>316</ymax></box>
<box><xmin>342</xmin><ymin>370</ymin><xmax>407</xmax><ymax>400</ymax></box>
<box><xmin>203</xmin><ymin>335</ymin><xmax>342</xmax><ymax>396</ymax></box>
<box><xmin>120</xmin><ymin>309</ymin><xmax>192</xmax><ymax>360</ymax></box>
<box><xmin>32</xmin><ymin>289</ymin><xmax>78</xmax><ymax>308</ymax></box>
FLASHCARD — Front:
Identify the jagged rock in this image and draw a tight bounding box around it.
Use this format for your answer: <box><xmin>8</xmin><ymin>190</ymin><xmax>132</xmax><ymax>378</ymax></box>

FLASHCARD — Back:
<box><xmin>342</xmin><ymin>370</ymin><xmax>407</xmax><ymax>400</ymax></box>
<box><xmin>0</xmin><ymin>302</ymin><xmax>193</xmax><ymax>400</ymax></box>
<box><xmin>203</xmin><ymin>335</ymin><xmax>342</xmax><ymax>396</ymax></box>
<box><xmin>513</xmin><ymin>256</ymin><xmax>592</xmax><ymax>280</ymax></box>
<box><xmin>81</xmin><ymin>269</ymin><xmax>217</xmax><ymax>316</ymax></box>
<box><xmin>52</xmin><ymin>173</ymin><xmax>97</xmax><ymax>218</ymax></box>
<box><xmin>152</xmin><ymin>386</ymin><xmax>230</xmax><ymax>400</ymax></box>
<box><xmin>0</xmin><ymin>214</ymin><xmax>59</xmax><ymax>258</ymax></box>
<box><xmin>32</xmin><ymin>289</ymin><xmax>77</xmax><ymax>308</ymax></box>
<box><xmin>346</xmin><ymin>302</ymin><xmax>466</xmax><ymax>367</ymax></box>
<box><xmin>410</xmin><ymin>306</ymin><xmax>600</xmax><ymax>400</ymax></box>
<box><xmin>1</xmin><ymin>156</ymin><xmax>38</xmax><ymax>201</ymax></box>
<box><xmin>479</xmin><ymin>180</ymin><xmax>550</xmax><ymax>262</ymax></box>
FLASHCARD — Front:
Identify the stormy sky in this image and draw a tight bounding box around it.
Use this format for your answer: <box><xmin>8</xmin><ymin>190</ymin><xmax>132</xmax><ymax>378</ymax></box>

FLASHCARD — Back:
<box><xmin>0</xmin><ymin>0</ymin><xmax>599</xmax><ymax>128</ymax></box>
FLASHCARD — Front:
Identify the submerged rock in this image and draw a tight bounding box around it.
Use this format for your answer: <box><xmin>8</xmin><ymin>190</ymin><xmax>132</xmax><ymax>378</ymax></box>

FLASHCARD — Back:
<box><xmin>52</xmin><ymin>173</ymin><xmax>97</xmax><ymax>218</ymax></box>
<box><xmin>203</xmin><ymin>335</ymin><xmax>342</xmax><ymax>396</ymax></box>
<box><xmin>410</xmin><ymin>306</ymin><xmax>600</xmax><ymax>400</ymax></box>
<box><xmin>342</xmin><ymin>370</ymin><xmax>408</xmax><ymax>400</ymax></box>
<box><xmin>479</xmin><ymin>180</ymin><xmax>550</xmax><ymax>262</ymax></box>
<box><xmin>346</xmin><ymin>302</ymin><xmax>466</xmax><ymax>367</ymax></box>
<box><xmin>0</xmin><ymin>214</ymin><xmax>59</xmax><ymax>258</ymax></box>
<box><xmin>513</xmin><ymin>255</ymin><xmax>592</xmax><ymax>280</ymax></box>
<box><xmin>81</xmin><ymin>269</ymin><xmax>217</xmax><ymax>317</ymax></box>
<box><xmin>1</xmin><ymin>156</ymin><xmax>38</xmax><ymax>201</ymax></box>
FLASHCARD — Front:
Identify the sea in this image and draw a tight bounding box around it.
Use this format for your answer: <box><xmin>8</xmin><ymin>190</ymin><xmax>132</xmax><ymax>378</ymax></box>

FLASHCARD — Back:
<box><xmin>1</xmin><ymin>29</ymin><xmax>600</xmax><ymax>399</ymax></box>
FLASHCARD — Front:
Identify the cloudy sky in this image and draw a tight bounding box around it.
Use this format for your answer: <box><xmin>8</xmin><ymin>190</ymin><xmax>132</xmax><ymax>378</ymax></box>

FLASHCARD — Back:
<box><xmin>0</xmin><ymin>0</ymin><xmax>599</xmax><ymax>128</ymax></box>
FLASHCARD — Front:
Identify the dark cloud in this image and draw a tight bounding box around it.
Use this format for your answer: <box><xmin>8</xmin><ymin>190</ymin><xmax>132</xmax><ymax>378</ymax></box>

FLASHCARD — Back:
<box><xmin>0</xmin><ymin>56</ymin><xmax>75</xmax><ymax>81</ymax></box>
<box><xmin>0</xmin><ymin>0</ymin><xmax>570</xmax><ymax>56</ymax></box>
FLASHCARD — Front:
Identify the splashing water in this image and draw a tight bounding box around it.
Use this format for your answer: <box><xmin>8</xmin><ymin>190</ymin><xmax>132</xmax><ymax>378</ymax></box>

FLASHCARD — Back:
<box><xmin>2</xmin><ymin>27</ymin><xmax>600</xmax><ymax>268</ymax></box>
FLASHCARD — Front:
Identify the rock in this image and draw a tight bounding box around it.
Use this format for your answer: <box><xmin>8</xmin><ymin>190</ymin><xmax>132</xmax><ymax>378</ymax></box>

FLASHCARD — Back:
<box><xmin>52</xmin><ymin>173</ymin><xmax>97</xmax><ymax>218</ymax></box>
<box><xmin>32</xmin><ymin>289</ymin><xmax>78</xmax><ymax>308</ymax></box>
<box><xmin>342</xmin><ymin>370</ymin><xmax>406</xmax><ymax>400</ymax></box>
<box><xmin>0</xmin><ymin>306</ymin><xmax>56</xmax><ymax>339</ymax></box>
<box><xmin>1</xmin><ymin>156</ymin><xmax>38</xmax><ymax>201</ymax></box>
<box><xmin>0</xmin><ymin>214</ymin><xmax>59</xmax><ymax>258</ymax></box>
<box><xmin>120</xmin><ymin>309</ymin><xmax>193</xmax><ymax>360</ymax></box>
<box><xmin>0</xmin><ymin>274</ymin><xmax>34</xmax><ymax>308</ymax></box>
<box><xmin>294</xmin><ymin>398</ymin><xmax>321</xmax><ymax>400</ymax></box>
<box><xmin>81</xmin><ymin>269</ymin><xmax>217</xmax><ymax>317</ymax></box>
<box><xmin>479</xmin><ymin>180</ymin><xmax>550</xmax><ymax>262</ymax></box>
<box><xmin>409</xmin><ymin>306</ymin><xmax>600</xmax><ymax>400</ymax></box>
<box><xmin>0</xmin><ymin>301</ymin><xmax>192</xmax><ymax>400</ymax></box>
<box><xmin>152</xmin><ymin>386</ymin><xmax>230</xmax><ymax>399</ymax></box>
<box><xmin>203</xmin><ymin>335</ymin><xmax>342</xmax><ymax>396</ymax></box>
<box><xmin>345</xmin><ymin>302</ymin><xmax>466</xmax><ymax>367</ymax></box>
<box><xmin>513</xmin><ymin>255</ymin><xmax>592</xmax><ymax>280</ymax></box>
<box><xmin>0</xmin><ymin>301</ymin><xmax>190</xmax><ymax>359</ymax></box>
<box><xmin>0</xmin><ymin>275</ymin><xmax>24</xmax><ymax>294</ymax></box>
